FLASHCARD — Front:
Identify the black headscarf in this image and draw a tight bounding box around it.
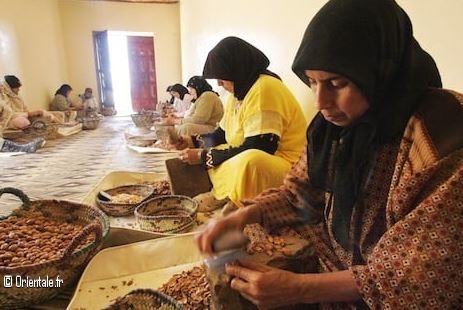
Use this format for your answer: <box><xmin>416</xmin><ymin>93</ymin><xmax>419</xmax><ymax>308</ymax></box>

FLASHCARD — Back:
<box><xmin>202</xmin><ymin>36</ymin><xmax>280</xmax><ymax>100</ymax></box>
<box><xmin>292</xmin><ymin>0</ymin><xmax>442</xmax><ymax>249</ymax></box>
<box><xmin>170</xmin><ymin>83</ymin><xmax>189</xmax><ymax>100</ymax></box>
<box><xmin>186</xmin><ymin>76</ymin><xmax>213</xmax><ymax>99</ymax></box>
<box><xmin>4</xmin><ymin>75</ymin><xmax>21</xmax><ymax>88</ymax></box>
<box><xmin>55</xmin><ymin>84</ymin><xmax>73</xmax><ymax>97</ymax></box>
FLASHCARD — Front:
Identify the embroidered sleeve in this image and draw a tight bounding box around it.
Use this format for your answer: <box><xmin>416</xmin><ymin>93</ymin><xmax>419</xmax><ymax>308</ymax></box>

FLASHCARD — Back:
<box><xmin>192</xmin><ymin>127</ymin><xmax>226</xmax><ymax>148</ymax></box>
<box><xmin>205</xmin><ymin>134</ymin><xmax>279</xmax><ymax>169</ymax></box>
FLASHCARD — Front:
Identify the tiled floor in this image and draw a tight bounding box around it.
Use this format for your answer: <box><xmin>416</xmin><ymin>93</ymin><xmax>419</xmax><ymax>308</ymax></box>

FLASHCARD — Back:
<box><xmin>0</xmin><ymin>116</ymin><xmax>177</xmax><ymax>215</ymax></box>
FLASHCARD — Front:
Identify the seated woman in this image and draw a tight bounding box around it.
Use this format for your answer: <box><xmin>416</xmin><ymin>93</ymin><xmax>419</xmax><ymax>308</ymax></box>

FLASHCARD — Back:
<box><xmin>174</xmin><ymin>37</ymin><xmax>307</xmax><ymax>209</ymax></box>
<box><xmin>0</xmin><ymin>96</ymin><xmax>45</xmax><ymax>153</ymax></box>
<box><xmin>79</xmin><ymin>87</ymin><xmax>102</xmax><ymax>118</ymax></box>
<box><xmin>0</xmin><ymin>75</ymin><xmax>60</xmax><ymax>129</ymax></box>
<box><xmin>197</xmin><ymin>1</ymin><xmax>463</xmax><ymax>308</ymax></box>
<box><xmin>50</xmin><ymin>84</ymin><xmax>81</xmax><ymax>123</ymax></box>
<box><xmin>164</xmin><ymin>76</ymin><xmax>223</xmax><ymax>135</ymax></box>
<box><xmin>169</xmin><ymin>83</ymin><xmax>192</xmax><ymax>117</ymax></box>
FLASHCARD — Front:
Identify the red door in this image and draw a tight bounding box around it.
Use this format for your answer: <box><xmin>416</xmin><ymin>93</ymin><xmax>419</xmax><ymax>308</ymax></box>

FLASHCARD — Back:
<box><xmin>127</xmin><ymin>36</ymin><xmax>157</xmax><ymax>112</ymax></box>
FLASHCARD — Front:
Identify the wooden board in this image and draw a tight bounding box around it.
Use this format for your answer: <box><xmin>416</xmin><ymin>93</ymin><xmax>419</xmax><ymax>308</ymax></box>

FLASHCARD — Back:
<box><xmin>165</xmin><ymin>158</ymin><xmax>212</xmax><ymax>197</ymax></box>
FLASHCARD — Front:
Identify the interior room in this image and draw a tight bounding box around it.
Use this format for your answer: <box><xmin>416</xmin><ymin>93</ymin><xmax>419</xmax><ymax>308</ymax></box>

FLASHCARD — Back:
<box><xmin>1</xmin><ymin>0</ymin><xmax>462</xmax><ymax>309</ymax></box>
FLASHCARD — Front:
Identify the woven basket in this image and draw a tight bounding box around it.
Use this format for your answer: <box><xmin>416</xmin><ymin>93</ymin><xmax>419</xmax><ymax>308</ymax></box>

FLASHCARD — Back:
<box><xmin>0</xmin><ymin>187</ymin><xmax>110</xmax><ymax>309</ymax></box>
<box><xmin>96</xmin><ymin>184</ymin><xmax>155</xmax><ymax>217</ymax></box>
<box><xmin>135</xmin><ymin>195</ymin><xmax>198</xmax><ymax>234</ymax></box>
<box><xmin>131</xmin><ymin>113</ymin><xmax>153</xmax><ymax>128</ymax></box>
<box><xmin>82</xmin><ymin>117</ymin><xmax>101</xmax><ymax>130</ymax></box>
<box><xmin>104</xmin><ymin>288</ymin><xmax>182</xmax><ymax>310</ymax></box>
<box><xmin>22</xmin><ymin>117</ymin><xmax>59</xmax><ymax>140</ymax></box>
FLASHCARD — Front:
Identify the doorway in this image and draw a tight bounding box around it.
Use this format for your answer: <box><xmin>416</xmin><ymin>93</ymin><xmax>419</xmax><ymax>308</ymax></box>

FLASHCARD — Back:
<box><xmin>93</xmin><ymin>31</ymin><xmax>158</xmax><ymax>116</ymax></box>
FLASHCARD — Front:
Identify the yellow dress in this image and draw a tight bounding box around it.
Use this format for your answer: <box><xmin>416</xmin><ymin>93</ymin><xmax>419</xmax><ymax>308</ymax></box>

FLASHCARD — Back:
<box><xmin>208</xmin><ymin>75</ymin><xmax>307</xmax><ymax>206</ymax></box>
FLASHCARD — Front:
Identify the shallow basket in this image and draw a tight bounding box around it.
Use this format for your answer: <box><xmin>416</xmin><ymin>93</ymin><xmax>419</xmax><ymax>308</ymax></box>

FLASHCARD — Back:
<box><xmin>0</xmin><ymin>187</ymin><xmax>110</xmax><ymax>309</ymax></box>
<box><xmin>135</xmin><ymin>195</ymin><xmax>198</xmax><ymax>234</ymax></box>
<box><xmin>96</xmin><ymin>184</ymin><xmax>155</xmax><ymax>217</ymax></box>
<box><xmin>82</xmin><ymin>117</ymin><xmax>101</xmax><ymax>130</ymax></box>
<box><xmin>104</xmin><ymin>288</ymin><xmax>182</xmax><ymax>310</ymax></box>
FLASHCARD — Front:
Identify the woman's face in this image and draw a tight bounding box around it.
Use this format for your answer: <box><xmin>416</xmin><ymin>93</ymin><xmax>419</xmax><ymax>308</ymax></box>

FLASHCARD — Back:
<box><xmin>12</xmin><ymin>87</ymin><xmax>20</xmax><ymax>95</ymax></box>
<box><xmin>188</xmin><ymin>87</ymin><xmax>198</xmax><ymax>100</ymax></box>
<box><xmin>305</xmin><ymin>70</ymin><xmax>370</xmax><ymax>127</ymax></box>
<box><xmin>217</xmin><ymin>80</ymin><xmax>234</xmax><ymax>93</ymax></box>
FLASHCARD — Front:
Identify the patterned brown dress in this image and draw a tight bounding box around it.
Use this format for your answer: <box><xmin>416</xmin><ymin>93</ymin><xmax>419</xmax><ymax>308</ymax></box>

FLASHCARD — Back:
<box><xmin>251</xmin><ymin>89</ymin><xmax>463</xmax><ymax>309</ymax></box>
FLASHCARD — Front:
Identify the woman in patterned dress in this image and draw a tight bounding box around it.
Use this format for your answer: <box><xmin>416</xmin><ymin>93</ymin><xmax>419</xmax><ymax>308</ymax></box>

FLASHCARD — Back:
<box><xmin>196</xmin><ymin>0</ymin><xmax>463</xmax><ymax>308</ymax></box>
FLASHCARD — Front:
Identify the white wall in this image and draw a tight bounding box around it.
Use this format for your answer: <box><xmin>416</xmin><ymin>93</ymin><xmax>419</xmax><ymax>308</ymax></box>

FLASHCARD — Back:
<box><xmin>0</xmin><ymin>0</ymin><xmax>68</xmax><ymax>110</ymax></box>
<box><xmin>0</xmin><ymin>0</ymin><xmax>181</xmax><ymax>110</ymax></box>
<box><xmin>397</xmin><ymin>0</ymin><xmax>463</xmax><ymax>91</ymax></box>
<box><xmin>180</xmin><ymin>0</ymin><xmax>463</xmax><ymax>122</ymax></box>
<box><xmin>180</xmin><ymin>0</ymin><xmax>325</xmax><ymax>121</ymax></box>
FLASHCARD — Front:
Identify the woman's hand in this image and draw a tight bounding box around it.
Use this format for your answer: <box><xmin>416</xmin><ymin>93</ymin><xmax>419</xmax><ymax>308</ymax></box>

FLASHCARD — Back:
<box><xmin>171</xmin><ymin>136</ymin><xmax>190</xmax><ymax>150</ymax></box>
<box><xmin>167</xmin><ymin>128</ymin><xmax>191</xmax><ymax>150</ymax></box>
<box><xmin>226</xmin><ymin>260</ymin><xmax>308</xmax><ymax>309</ymax></box>
<box><xmin>163</xmin><ymin>114</ymin><xmax>178</xmax><ymax>125</ymax></box>
<box><xmin>196</xmin><ymin>214</ymin><xmax>246</xmax><ymax>256</ymax></box>
<box><xmin>227</xmin><ymin>261</ymin><xmax>362</xmax><ymax>308</ymax></box>
<box><xmin>196</xmin><ymin>206</ymin><xmax>261</xmax><ymax>256</ymax></box>
<box><xmin>179</xmin><ymin>148</ymin><xmax>203</xmax><ymax>165</ymax></box>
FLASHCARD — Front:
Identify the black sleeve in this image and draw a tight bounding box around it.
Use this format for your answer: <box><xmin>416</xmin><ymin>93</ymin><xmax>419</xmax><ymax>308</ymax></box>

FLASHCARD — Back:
<box><xmin>202</xmin><ymin>133</ymin><xmax>280</xmax><ymax>169</ymax></box>
<box><xmin>192</xmin><ymin>127</ymin><xmax>226</xmax><ymax>148</ymax></box>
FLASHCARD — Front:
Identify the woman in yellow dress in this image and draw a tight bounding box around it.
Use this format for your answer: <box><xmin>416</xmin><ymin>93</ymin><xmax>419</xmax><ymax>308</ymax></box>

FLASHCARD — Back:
<box><xmin>177</xmin><ymin>36</ymin><xmax>307</xmax><ymax>208</ymax></box>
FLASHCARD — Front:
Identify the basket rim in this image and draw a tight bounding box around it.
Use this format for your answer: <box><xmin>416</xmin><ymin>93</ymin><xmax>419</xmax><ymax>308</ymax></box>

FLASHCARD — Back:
<box><xmin>0</xmin><ymin>199</ymin><xmax>110</xmax><ymax>271</ymax></box>
<box><xmin>96</xmin><ymin>184</ymin><xmax>155</xmax><ymax>206</ymax></box>
<box><xmin>134</xmin><ymin>194</ymin><xmax>198</xmax><ymax>217</ymax></box>
<box><xmin>105</xmin><ymin>288</ymin><xmax>182</xmax><ymax>309</ymax></box>
<box><xmin>134</xmin><ymin>195</ymin><xmax>197</xmax><ymax>234</ymax></box>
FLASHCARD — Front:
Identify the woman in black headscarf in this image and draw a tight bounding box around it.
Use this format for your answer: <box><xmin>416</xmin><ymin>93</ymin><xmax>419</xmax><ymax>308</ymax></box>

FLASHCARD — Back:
<box><xmin>50</xmin><ymin>84</ymin><xmax>73</xmax><ymax>111</ymax></box>
<box><xmin>50</xmin><ymin>84</ymin><xmax>81</xmax><ymax>122</ymax></box>
<box><xmin>167</xmin><ymin>83</ymin><xmax>192</xmax><ymax>117</ymax></box>
<box><xmin>165</xmin><ymin>76</ymin><xmax>223</xmax><ymax>135</ymax></box>
<box><xmin>175</xmin><ymin>37</ymin><xmax>306</xmax><ymax>211</ymax></box>
<box><xmin>169</xmin><ymin>83</ymin><xmax>189</xmax><ymax>101</ymax></box>
<box><xmin>196</xmin><ymin>0</ymin><xmax>463</xmax><ymax>308</ymax></box>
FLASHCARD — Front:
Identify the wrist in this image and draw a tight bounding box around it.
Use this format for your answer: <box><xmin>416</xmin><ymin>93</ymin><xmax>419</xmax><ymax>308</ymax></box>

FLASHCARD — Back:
<box><xmin>205</xmin><ymin>149</ymin><xmax>214</xmax><ymax>169</ymax></box>
<box><xmin>236</xmin><ymin>204</ymin><xmax>262</xmax><ymax>228</ymax></box>
<box><xmin>300</xmin><ymin>270</ymin><xmax>361</xmax><ymax>304</ymax></box>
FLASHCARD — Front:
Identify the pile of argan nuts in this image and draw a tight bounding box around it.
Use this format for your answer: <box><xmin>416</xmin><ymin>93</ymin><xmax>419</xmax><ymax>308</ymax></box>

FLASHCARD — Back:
<box><xmin>244</xmin><ymin>223</ymin><xmax>298</xmax><ymax>257</ymax></box>
<box><xmin>158</xmin><ymin>265</ymin><xmax>211</xmax><ymax>310</ymax></box>
<box><xmin>0</xmin><ymin>212</ymin><xmax>93</xmax><ymax>267</ymax></box>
